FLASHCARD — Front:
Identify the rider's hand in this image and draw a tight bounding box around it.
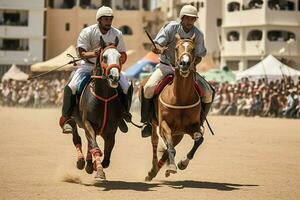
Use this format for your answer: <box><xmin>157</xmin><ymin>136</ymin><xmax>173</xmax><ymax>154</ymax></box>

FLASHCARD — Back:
<box><xmin>94</xmin><ymin>48</ymin><xmax>101</xmax><ymax>57</ymax></box>
<box><xmin>151</xmin><ymin>45</ymin><xmax>167</xmax><ymax>54</ymax></box>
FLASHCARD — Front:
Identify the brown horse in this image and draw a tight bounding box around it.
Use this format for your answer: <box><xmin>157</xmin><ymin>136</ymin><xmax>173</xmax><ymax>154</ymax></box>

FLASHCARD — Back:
<box><xmin>70</xmin><ymin>36</ymin><xmax>128</xmax><ymax>180</ymax></box>
<box><xmin>143</xmin><ymin>33</ymin><xmax>204</xmax><ymax>181</ymax></box>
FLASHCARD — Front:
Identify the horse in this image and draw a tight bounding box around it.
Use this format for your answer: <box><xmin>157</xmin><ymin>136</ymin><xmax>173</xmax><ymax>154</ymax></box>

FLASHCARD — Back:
<box><xmin>69</xmin><ymin>36</ymin><xmax>127</xmax><ymax>180</ymax></box>
<box><xmin>142</xmin><ymin>33</ymin><xmax>204</xmax><ymax>181</ymax></box>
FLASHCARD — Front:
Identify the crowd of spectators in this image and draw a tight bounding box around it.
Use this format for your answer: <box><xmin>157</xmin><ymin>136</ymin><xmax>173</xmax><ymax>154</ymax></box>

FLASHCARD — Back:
<box><xmin>1</xmin><ymin>72</ymin><xmax>299</xmax><ymax>119</ymax></box>
<box><xmin>0</xmin><ymin>74</ymin><xmax>68</xmax><ymax>108</ymax></box>
<box><xmin>211</xmin><ymin>76</ymin><xmax>300</xmax><ymax>119</ymax></box>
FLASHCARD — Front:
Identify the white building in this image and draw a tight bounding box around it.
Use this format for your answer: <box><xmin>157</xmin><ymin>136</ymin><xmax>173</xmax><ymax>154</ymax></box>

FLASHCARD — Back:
<box><xmin>222</xmin><ymin>0</ymin><xmax>300</xmax><ymax>70</ymax></box>
<box><xmin>0</xmin><ymin>0</ymin><xmax>45</xmax><ymax>75</ymax></box>
<box><xmin>156</xmin><ymin>0</ymin><xmax>223</xmax><ymax>66</ymax></box>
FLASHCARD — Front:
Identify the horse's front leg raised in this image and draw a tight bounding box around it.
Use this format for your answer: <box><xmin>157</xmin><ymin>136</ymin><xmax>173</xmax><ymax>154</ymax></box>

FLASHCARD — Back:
<box><xmin>178</xmin><ymin>129</ymin><xmax>203</xmax><ymax>170</ymax></box>
<box><xmin>84</xmin><ymin>120</ymin><xmax>106</xmax><ymax>180</ymax></box>
<box><xmin>160</xmin><ymin>120</ymin><xmax>177</xmax><ymax>177</ymax></box>
<box><xmin>71</xmin><ymin>124</ymin><xmax>85</xmax><ymax>170</ymax></box>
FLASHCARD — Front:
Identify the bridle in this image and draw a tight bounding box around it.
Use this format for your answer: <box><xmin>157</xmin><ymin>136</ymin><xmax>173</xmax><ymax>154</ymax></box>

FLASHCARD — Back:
<box><xmin>175</xmin><ymin>38</ymin><xmax>195</xmax><ymax>69</ymax></box>
<box><xmin>91</xmin><ymin>45</ymin><xmax>122</xmax><ymax>80</ymax></box>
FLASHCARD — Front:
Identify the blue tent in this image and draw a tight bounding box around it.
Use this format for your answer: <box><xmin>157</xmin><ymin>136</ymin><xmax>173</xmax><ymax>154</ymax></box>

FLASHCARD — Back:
<box><xmin>125</xmin><ymin>60</ymin><xmax>156</xmax><ymax>79</ymax></box>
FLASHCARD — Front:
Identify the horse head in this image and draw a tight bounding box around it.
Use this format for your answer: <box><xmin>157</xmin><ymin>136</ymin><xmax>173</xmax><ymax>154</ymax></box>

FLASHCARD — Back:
<box><xmin>175</xmin><ymin>32</ymin><xmax>196</xmax><ymax>77</ymax></box>
<box><xmin>95</xmin><ymin>36</ymin><xmax>122</xmax><ymax>88</ymax></box>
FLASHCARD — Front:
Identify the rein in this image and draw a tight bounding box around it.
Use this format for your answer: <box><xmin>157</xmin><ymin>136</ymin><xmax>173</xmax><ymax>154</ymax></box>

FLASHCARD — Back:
<box><xmin>88</xmin><ymin>45</ymin><xmax>121</xmax><ymax>134</ymax></box>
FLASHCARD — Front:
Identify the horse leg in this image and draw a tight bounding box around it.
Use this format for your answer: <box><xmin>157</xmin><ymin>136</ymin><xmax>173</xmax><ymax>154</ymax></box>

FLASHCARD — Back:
<box><xmin>85</xmin><ymin>139</ymin><xmax>93</xmax><ymax>174</ymax></box>
<box><xmin>160</xmin><ymin>120</ymin><xmax>177</xmax><ymax>177</ymax></box>
<box><xmin>145</xmin><ymin>124</ymin><xmax>159</xmax><ymax>182</ymax></box>
<box><xmin>101</xmin><ymin>133</ymin><xmax>116</xmax><ymax>169</ymax></box>
<box><xmin>177</xmin><ymin>131</ymin><xmax>204</xmax><ymax>170</ymax></box>
<box><xmin>84</xmin><ymin>120</ymin><xmax>105</xmax><ymax>180</ymax></box>
<box><xmin>72</xmin><ymin>125</ymin><xmax>85</xmax><ymax>170</ymax></box>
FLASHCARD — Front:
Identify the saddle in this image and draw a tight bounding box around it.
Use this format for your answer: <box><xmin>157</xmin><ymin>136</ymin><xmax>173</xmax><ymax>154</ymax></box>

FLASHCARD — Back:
<box><xmin>154</xmin><ymin>75</ymin><xmax>205</xmax><ymax>97</ymax></box>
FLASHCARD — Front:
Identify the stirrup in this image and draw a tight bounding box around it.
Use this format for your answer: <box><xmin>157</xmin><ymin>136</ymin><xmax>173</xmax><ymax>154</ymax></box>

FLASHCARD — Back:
<box><xmin>119</xmin><ymin>119</ymin><xmax>128</xmax><ymax>133</ymax></box>
<box><xmin>141</xmin><ymin>123</ymin><xmax>152</xmax><ymax>138</ymax></box>
<box><xmin>62</xmin><ymin>123</ymin><xmax>73</xmax><ymax>134</ymax></box>
<box><xmin>199</xmin><ymin>126</ymin><xmax>205</xmax><ymax>136</ymax></box>
<box><xmin>122</xmin><ymin>112</ymin><xmax>132</xmax><ymax>122</ymax></box>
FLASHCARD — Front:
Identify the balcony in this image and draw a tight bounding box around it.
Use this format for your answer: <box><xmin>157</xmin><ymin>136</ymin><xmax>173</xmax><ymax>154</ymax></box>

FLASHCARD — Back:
<box><xmin>224</xmin><ymin>0</ymin><xmax>300</xmax><ymax>27</ymax></box>
<box><xmin>0</xmin><ymin>26</ymin><xmax>43</xmax><ymax>37</ymax></box>
<box><xmin>223</xmin><ymin>41</ymin><xmax>243</xmax><ymax>56</ymax></box>
<box><xmin>0</xmin><ymin>50</ymin><xmax>30</xmax><ymax>65</ymax></box>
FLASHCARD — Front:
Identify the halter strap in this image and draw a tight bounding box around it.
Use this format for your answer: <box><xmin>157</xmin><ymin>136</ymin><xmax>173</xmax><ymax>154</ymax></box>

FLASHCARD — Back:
<box><xmin>89</xmin><ymin>85</ymin><xmax>118</xmax><ymax>134</ymax></box>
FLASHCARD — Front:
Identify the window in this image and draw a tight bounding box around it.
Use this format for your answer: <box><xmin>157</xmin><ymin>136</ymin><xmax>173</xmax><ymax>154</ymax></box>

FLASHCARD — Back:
<box><xmin>196</xmin><ymin>2</ymin><xmax>200</xmax><ymax>11</ymax></box>
<box><xmin>247</xmin><ymin>30</ymin><xmax>262</xmax><ymax>41</ymax></box>
<box><xmin>268</xmin><ymin>0</ymin><xmax>295</xmax><ymax>10</ymax></box>
<box><xmin>102</xmin><ymin>0</ymin><xmax>111</xmax><ymax>7</ymax></box>
<box><xmin>216</xmin><ymin>18</ymin><xmax>222</xmax><ymax>27</ymax></box>
<box><xmin>80</xmin><ymin>0</ymin><xmax>95</xmax><ymax>9</ymax></box>
<box><xmin>61</xmin><ymin>0</ymin><xmax>76</xmax><ymax>9</ymax></box>
<box><xmin>247</xmin><ymin>60</ymin><xmax>260</xmax><ymax>67</ymax></box>
<box><xmin>227</xmin><ymin>31</ymin><xmax>240</xmax><ymax>41</ymax></box>
<box><xmin>65</xmin><ymin>23</ymin><xmax>70</xmax><ymax>31</ymax></box>
<box><xmin>227</xmin><ymin>2</ymin><xmax>240</xmax><ymax>12</ymax></box>
<box><xmin>226</xmin><ymin>60</ymin><xmax>239</xmax><ymax>70</ymax></box>
<box><xmin>48</xmin><ymin>0</ymin><xmax>54</xmax><ymax>8</ymax></box>
<box><xmin>119</xmin><ymin>25</ymin><xmax>133</xmax><ymax>35</ymax></box>
<box><xmin>1</xmin><ymin>10</ymin><xmax>28</xmax><ymax>26</ymax></box>
<box><xmin>0</xmin><ymin>38</ymin><xmax>29</xmax><ymax>51</ymax></box>
<box><xmin>267</xmin><ymin>30</ymin><xmax>296</xmax><ymax>42</ymax></box>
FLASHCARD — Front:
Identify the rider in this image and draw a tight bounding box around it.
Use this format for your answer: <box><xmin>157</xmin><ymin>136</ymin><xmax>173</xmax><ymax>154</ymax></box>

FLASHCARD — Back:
<box><xmin>140</xmin><ymin>4</ymin><xmax>215</xmax><ymax>137</ymax></box>
<box><xmin>59</xmin><ymin>6</ymin><xmax>132</xmax><ymax>134</ymax></box>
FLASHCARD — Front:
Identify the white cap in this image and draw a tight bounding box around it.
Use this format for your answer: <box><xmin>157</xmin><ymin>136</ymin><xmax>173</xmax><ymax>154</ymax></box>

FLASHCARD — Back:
<box><xmin>179</xmin><ymin>5</ymin><xmax>198</xmax><ymax>19</ymax></box>
<box><xmin>96</xmin><ymin>6</ymin><xmax>113</xmax><ymax>21</ymax></box>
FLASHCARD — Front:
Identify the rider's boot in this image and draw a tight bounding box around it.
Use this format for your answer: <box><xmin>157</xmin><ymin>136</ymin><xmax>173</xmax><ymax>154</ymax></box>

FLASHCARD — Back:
<box><xmin>118</xmin><ymin>85</ymin><xmax>133</xmax><ymax>133</ymax></box>
<box><xmin>140</xmin><ymin>88</ymin><xmax>153</xmax><ymax>138</ymax></box>
<box><xmin>59</xmin><ymin>86</ymin><xmax>76</xmax><ymax>134</ymax></box>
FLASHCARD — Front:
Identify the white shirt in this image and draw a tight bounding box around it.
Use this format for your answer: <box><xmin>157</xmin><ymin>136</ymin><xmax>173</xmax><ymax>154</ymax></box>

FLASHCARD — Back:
<box><xmin>77</xmin><ymin>24</ymin><xmax>126</xmax><ymax>67</ymax></box>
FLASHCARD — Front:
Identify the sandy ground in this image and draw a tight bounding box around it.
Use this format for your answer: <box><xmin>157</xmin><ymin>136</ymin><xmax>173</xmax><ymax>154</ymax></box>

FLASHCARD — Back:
<box><xmin>0</xmin><ymin>107</ymin><xmax>300</xmax><ymax>200</ymax></box>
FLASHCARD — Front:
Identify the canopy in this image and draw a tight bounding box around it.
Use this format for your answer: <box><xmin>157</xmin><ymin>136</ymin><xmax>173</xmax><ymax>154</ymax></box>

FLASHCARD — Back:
<box><xmin>124</xmin><ymin>52</ymin><xmax>159</xmax><ymax>79</ymax></box>
<box><xmin>31</xmin><ymin>45</ymin><xmax>78</xmax><ymax>72</ymax></box>
<box><xmin>236</xmin><ymin>55</ymin><xmax>300</xmax><ymax>81</ymax></box>
<box><xmin>2</xmin><ymin>64</ymin><xmax>29</xmax><ymax>82</ymax></box>
<box><xmin>203</xmin><ymin>66</ymin><xmax>236</xmax><ymax>84</ymax></box>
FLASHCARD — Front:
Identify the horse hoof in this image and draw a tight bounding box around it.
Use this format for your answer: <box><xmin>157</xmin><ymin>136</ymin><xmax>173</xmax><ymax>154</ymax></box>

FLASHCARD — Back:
<box><xmin>177</xmin><ymin>158</ymin><xmax>189</xmax><ymax>170</ymax></box>
<box><xmin>145</xmin><ymin>176</ymin><xmax>152</xmax><ymax>182</ymax></box>
<box><xmin>76</xmin><ymin>158</ymin><xmax>85</xmax><ymax>170</ymax></box>
<box><xmin>165</xmin><ymin>164</ymin><xmax>177</xmax><ymax>177</ymax></box>
<box><xmin>85</xmin><ymin>160</ymin><xmax>93</xmax><ymax>174</ymax></box>
<box><xmin>101</xmin><ymin>160</ymin><xmax>110</xmax><ymax>169</ymax></box>
<box><xmin>95</xmin><ymin>170</ymin><xmax>106</xmax><ymax>180</ymax></box>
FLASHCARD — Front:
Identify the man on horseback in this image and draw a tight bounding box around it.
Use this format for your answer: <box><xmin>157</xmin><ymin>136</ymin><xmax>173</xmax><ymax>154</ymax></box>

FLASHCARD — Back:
<box><xmin>140</xmin><ymin>4</ymin><xmax>215</xmax><ymax>137</ymax></box>
<box><xmin>59</xmin><ymin>6</ymin><xmax>132</xmax><ymax>134</ymax></box>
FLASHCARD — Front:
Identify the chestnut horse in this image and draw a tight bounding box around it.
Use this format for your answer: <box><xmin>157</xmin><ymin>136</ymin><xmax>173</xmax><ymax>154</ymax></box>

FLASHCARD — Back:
<box><xmin>143</xmin><ymin>33</ymin><xmax>204</xmax><ymax>181</ymax></box>
<box><xmin>70</xmin><ymin>36</ymin><xmax>126</xmax><ymax>180</ymax></box>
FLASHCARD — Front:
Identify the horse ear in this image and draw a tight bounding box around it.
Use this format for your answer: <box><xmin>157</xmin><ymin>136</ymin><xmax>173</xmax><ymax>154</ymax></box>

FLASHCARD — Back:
<box><xmin>114</xmin><ymin>36</ymin><xmax>119</xmax><ymax>47</ymax></box>
<box><xmin>191</xmin><ymin>33</ymin><xmax>196</xmax><ymax>41</ymax></box>
<box><xmin>100</xmin><ymin>36</ymin><xmax>106</xmax><ymax>48</ymax></box>
<box><xmin>175</xmin><ymin>32</ymin><xmax>181</xmax><ymax>41</ymax></box>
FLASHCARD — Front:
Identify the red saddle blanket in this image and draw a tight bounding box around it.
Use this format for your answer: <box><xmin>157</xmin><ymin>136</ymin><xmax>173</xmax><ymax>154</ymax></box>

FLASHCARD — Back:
<box><xmin>154</xmin><ymin>75</ymin><xmax>204</xmax><ymax>97</ymax></box>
